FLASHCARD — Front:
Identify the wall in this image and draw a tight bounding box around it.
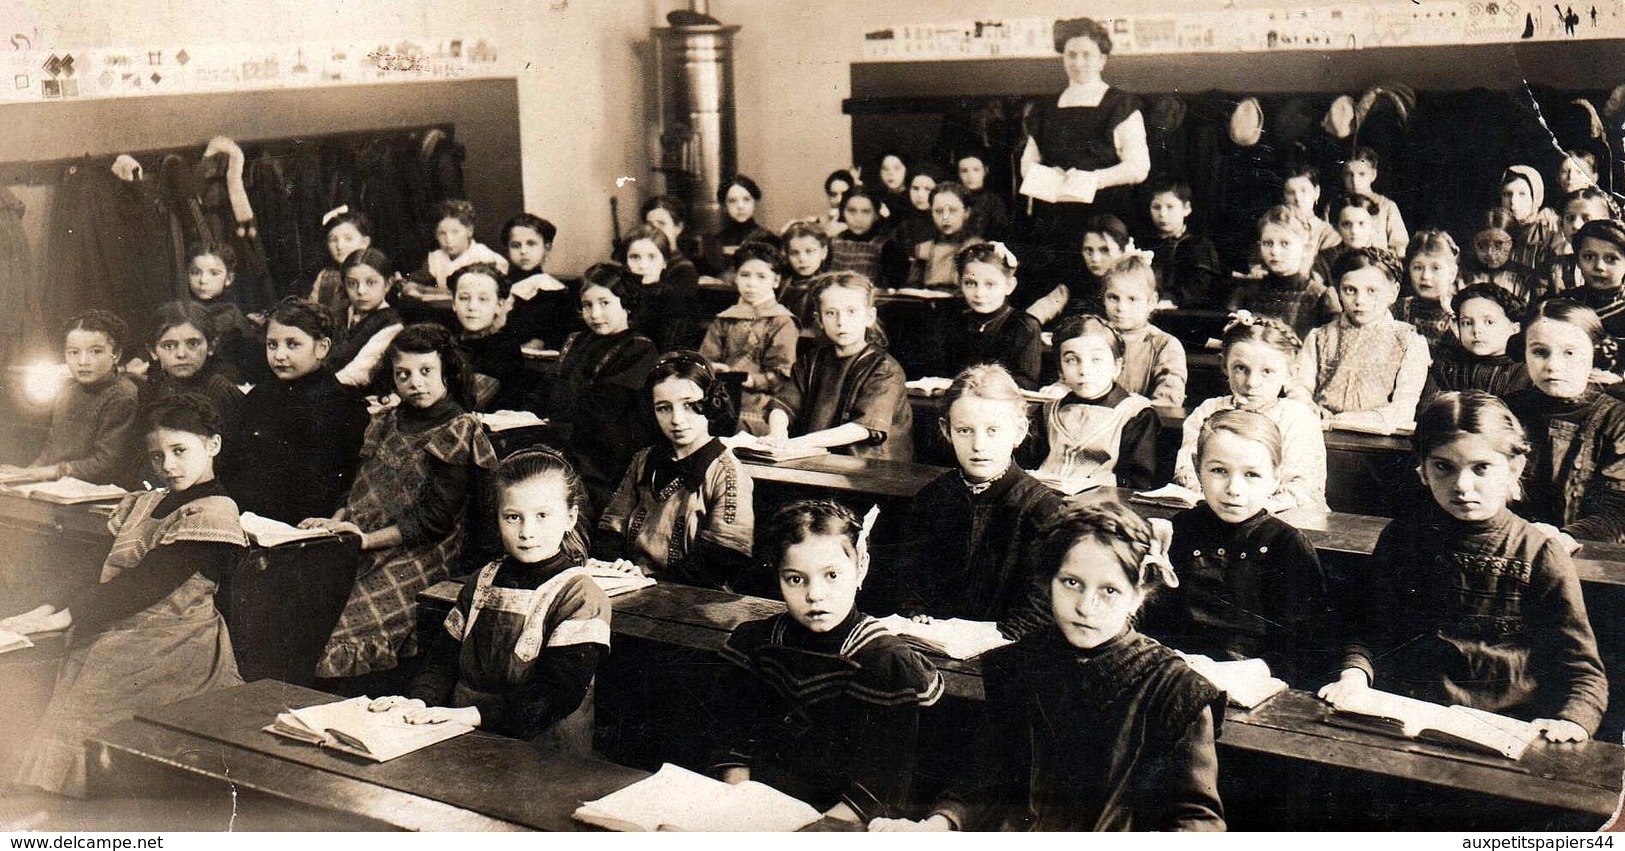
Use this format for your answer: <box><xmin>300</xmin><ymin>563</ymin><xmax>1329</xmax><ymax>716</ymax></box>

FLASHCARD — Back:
<box><xmin>701</xmin><ymin>0</ymin><xmax>1585</xmax><ymax>229</ymax></box>
<box><xmin>1</xmin><ymin>0</ymin><xmax>661</xmax><ymax>275</ymax></box>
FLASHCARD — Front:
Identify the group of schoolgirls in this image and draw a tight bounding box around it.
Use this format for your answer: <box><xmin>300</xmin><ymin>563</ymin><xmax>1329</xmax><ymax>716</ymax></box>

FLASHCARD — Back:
<box><xmin>4</xmin><ymin>151</ymin><xmax>1624</xmax><ymax>834</ymax></box>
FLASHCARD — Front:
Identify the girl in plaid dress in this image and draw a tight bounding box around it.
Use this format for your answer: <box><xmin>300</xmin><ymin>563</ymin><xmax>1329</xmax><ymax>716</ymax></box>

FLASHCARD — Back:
<box><xmin>306</xmin><ymin>323</ymin><xmax>496</xmax><ymax>683</ymax></box>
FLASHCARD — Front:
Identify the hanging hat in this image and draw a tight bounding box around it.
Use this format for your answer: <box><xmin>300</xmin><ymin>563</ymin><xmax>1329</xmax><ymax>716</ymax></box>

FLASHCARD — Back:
<box><xmin>1229</xmin><ymin>97</ymin><xmax>1264</xmax><ymax>147</ymax></box>
<box><xmin>1147</xmin><ymin>95</ymin><xmax>1188</xmax><ymax>134</ymax></box>
<box><xmin>1355</xmin><ymin>85</ymin><xmax>1412</xmax><ymax>137</ymax></box>
<box><xmin>1322</xmin><ymin>95</ymin><xmax>1356</xmax><ymax>140</ymax></box>
<box><xmin>1606</xmin><ymin>84</ymin><xmax>1625</xmax><ymax>124</ymax></box>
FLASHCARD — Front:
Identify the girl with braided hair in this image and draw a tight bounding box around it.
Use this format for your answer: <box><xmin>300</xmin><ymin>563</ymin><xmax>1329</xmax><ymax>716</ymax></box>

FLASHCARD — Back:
<box><xmin>873</xmin><ymin>500</ymin><xmax>1226</xmax><ymax>832</ymax></box>
<box><xmin>6</xmin><ymin>394</ymin><xmax>247</xmax><ymax>795</ymax></box>
<box><xmin>713</xmin><ymin>499</ymin><xmax>943</xmax><ymax>827</ymax></box>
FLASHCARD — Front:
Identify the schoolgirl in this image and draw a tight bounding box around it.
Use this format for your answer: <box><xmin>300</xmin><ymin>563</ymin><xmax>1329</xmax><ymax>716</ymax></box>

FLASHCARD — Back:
<box><xmin>1174</xmin><ymin>314</ymin><xmax>1328</xmax><ymax>513</ymax></box>
<box><xmin>942</xmin><ymin>242</ymin><xmax>1043</xmax><ymax>389</ymax></box>
<box><xmin>1321</xmin><ymin>391</ymin><xmax>1607</xmax><ymax>742</ymax></box>
<box><xmin>596</xmin><ymin>353</ymin><xmax>755</xmax><ymax>588</ymax></box>
<box><xmin>698</xmin><ymin>240</ymin><xmax>799</xmax><ymax>433</ymax></box>
<box><xmin>701</xmin><ymin>174</ymin><xmax>774</xmax><ymax>277</ymax></box>
<box><xmin>715</xmin><ymin>499</ymin><xmax>944</xmax><ymax>826</ymax></box>
<box><xmin>6</xmin><ymin>395</ymin><xmax>246</xmax><ymax>795</ymax></box>
<box><xmin>1028</xmin><ymin>314</ymin><xmax>1160</xmax><ymax>490</ymax></box>
<box><xmin>1</xmin><ymin>311</ymin><xmax>139</xmax><ymax>486</ymax></box>
<box><xmin>371</xmin><ymin>448</ymin><xmax>608</xmax><ymax>751</ymax></box>
<box><xmin>306</xmin><ymin>323</ymin><xmax>498</xmax><ymax>682</ymax></box>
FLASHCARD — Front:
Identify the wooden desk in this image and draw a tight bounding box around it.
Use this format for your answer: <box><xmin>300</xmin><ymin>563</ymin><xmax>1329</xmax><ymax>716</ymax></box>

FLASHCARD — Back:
<box><xmin>1092</xmin><ymin>487</ymin><xmax>1625</xmax><ymax>588</ymax></box>
<box><xmin>0</xmin><ymin>494</ymin><xmax>359</xmax><ymax>685</ymax></box>
<box><xmin>740</xmin><ymin>453</ymin><xmax>947</xmax><ymax>501</ymax></box>
<box><xmin>90</xmin><ymin>679</ymin><xmax>649</xmax><ymax>831</ymax></box>
<box><xmin>421</xmin><ymin>580</ymin><xmax>1625</xmax><ymax>819</ymax></box>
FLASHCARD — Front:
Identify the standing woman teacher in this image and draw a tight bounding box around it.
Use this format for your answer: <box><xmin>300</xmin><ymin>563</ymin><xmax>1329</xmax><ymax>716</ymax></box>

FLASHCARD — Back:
<box><xmin>1021</xmin><ymin>17</ymin><xmax>1150</xmax><ymax>287</ymax></box>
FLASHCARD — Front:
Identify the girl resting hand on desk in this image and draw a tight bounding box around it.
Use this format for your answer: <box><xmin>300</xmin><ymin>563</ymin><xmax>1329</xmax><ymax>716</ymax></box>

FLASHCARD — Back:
<box><xmin>369</xmin><ymin>449</ymin><xmax>608</xmax><ymax>748</ymax></box>
<box><xmin>1319</xmin><ymin>391</ymin><xmax>1607</xmax><ymax>744</ymax></box>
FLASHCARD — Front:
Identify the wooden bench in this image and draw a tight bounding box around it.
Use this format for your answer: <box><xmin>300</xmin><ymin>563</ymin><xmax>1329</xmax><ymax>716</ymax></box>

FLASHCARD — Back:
<box><xmin>418</xmin><ymin>579</ymin><xmax>1625</xmax><ymax>820</ymax></box>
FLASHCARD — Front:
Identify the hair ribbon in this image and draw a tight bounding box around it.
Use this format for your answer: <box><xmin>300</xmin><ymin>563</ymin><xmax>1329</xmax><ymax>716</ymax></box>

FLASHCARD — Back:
<box><xmin>855</xmin><ymin>504</ymin><xmax>881</xmax><ymax>561</ymax></box>
<box><xmin>1223</xmin><ymin>310</ymin><xmax>1258</xmax><ymax>334</ymax></box>
<box><xmin>987</xmin><ymin>240</ymin><xmax>1020</xmax><ymax>269</ymax></box>
<box><xmin>1121</xmin><ymin>238</ymin><xmax>1155</xmax><ymax>265</ymax></box>
<box><xmin>1142</xmin><ymin>517</ymin><xmax>1179</xmax><ymax>588</ymax></box>
<box><xmin>322</xmin><ymin>205</ymin><xmax>351</xmax><ymax>227</ymax></box>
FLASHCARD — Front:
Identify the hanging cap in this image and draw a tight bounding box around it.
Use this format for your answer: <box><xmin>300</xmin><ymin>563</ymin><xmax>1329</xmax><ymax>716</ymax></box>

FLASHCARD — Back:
<box><xmin>1229</xmin><ymin>97</ymin><xmax>1264</xmax><ymax>147</ymax></box>
<box><xmin>1322</xmin><ymin>95</ymin><xmax>1356</xmax><ymax>140</ymax></box>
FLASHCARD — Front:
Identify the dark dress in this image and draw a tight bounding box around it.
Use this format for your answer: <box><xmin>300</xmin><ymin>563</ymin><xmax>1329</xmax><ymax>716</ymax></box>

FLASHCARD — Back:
<box><xmin>140</xmin><ymin>366</ymin><xmax>245</xmax><ymax>435</ymax></box>
<box><xmin>1023</xmin><ymin>385</ymin><xmax>1160</xmax><ymax>490</ymax></box>
<box><xmin>943</xmin><ymin>305</ymin><xmax>1044</xmax><ymax>389</ymax></box>
<box><xmin>458</xmin><ymin>326</ymin><xmax>532</xmax><ymax>411</ymax></box>
<box><xmin>1507</xmin><ymin>386</ymin><xmax>1625</xmax><ymax>543</ymax></box>
<box><xmin>768</xmin><ymin>343</ymin><xmax>914</xmax><ymax>462</ymax></box>
<box><xmin>934</xmin><ymin>628</ymin><xmax>1226</xmax><ymax>831</ymax></box>
<box><xmin>197</xmin><ymin>299</ymin><xmax>259</xmax><ymax>383</ymax></box>
<box><xmin>876</xmin><ymin>465</ymin><xmax>1063</xmax><ymax>637</ymax></box>
<box><xmin>1424</xmin><ymin>338</ymin><xmax>1529</xmax><ymax>399</ymax></box>
<box><xmin>1148</xmin><ymin>230</ymin><xmax>1224</xmax><ymax>309</ymax></box>
<box><xmin>1026</xmin><ymin>88</ymin><xmax>1144</xmax><ymax>274</ymax></box>
<box><xmin>713</xmin><ymin>610</ymin><xmax>945</xmax><ymax>822</ymax></box>
<box><xmin>1226</xmin><ymin>272</ymin><xmax>1339</xmax><ymax>342</ymax></box>
<box><xmin>1576</xmin><ymin>285</ymin><xmax>1625</xmax><ymax>373</ymax></box>
<box><xmin>547</xmin><ymin>329</ymin><xmax>659</xmax><ymax>516</ymax></box>
<box><xmin>1336</xmin><ymin>502</ymin><xmax>1608</xmax><ymax>734</ymax></box>
<box><xmin>225</xmin><ymin>367</ymin><xmax>370</xmax><ymax>524</ymax></box>
<box><xmin>411</xmin><ymin>552</ymin><xmax>609</xmax><ymax>750</ymax></box>
<box><xmin>629</xmin><ymin>259</ymin><xmax>701</xmax><ymax>351</ymax></box>
<box><xmin>700</xmin><ymin>219</ymin><xmax>774</xmax><ymax>278</ymax></box>
<box><xmin>1143</xmin><ymin>504</ymin><xmax>1334</xmax><ymax>685</ymax></box>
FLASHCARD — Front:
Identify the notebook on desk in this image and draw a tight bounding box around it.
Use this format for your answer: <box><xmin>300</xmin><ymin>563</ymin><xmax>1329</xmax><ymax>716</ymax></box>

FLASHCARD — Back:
<box><xmin>876</xmin><ymin>615</ymin><xmax>1011</xmax><ymax>660</ymax></box>
<box><xmin>239</xmin><ymin>512</ymin><xmax>336</xmax><ymax>548</ymax></box>
<box><xmin>4</xmin><ymin>478</ymin><xmax>129</xmax><ymax>505</ymax></box>
<box><xmin>1131</xmin><ymin>483</ymin><xmax>1203</xmax><ymax>510</ymax></box>
<box><xmin>727</xmin><ymin>436</ymin><xmax>830</xmax><ymax>464</ymax></box>
<box><xmin>1176</xmin><ymin>653</ymin><xmax>1288</xmax><ymax>710</ymax></box>
<box><xmin>263</xmin><ymin>696</ymin><xmax>473</xmax><ymax>763</ymax></box>
<box><xmin>574</xmin><ymin>763</ymin><xmax>821</xmax><ymax>832</ymax></box>
<box><xmin>1323</xmin><ymin>688</ymin><xmax>1541</xmax><ymax>760</ymax></box>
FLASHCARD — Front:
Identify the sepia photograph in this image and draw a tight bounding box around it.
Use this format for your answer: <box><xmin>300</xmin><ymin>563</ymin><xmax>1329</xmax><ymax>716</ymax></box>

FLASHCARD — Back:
<box><xmin>1</xmin><ymin>0</ymin><xmax>1624</xmax><ymax>837</ymax></box>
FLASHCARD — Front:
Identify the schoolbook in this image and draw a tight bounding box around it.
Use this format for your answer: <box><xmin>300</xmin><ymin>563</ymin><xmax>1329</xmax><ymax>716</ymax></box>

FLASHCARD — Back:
<box><xmin>0</xmin><ymin>627</ymin><xmax>35</xmax><ymax>656</ymax></box>
<box><xmin>573</xmin><ymin>763</ymin><xmax>822</xmax><ymax>832</ymax></box>
<box><xmin>1322</xmin><ymin>687</ymin><xmax>1542</xmax><ymax>760</ymax></box>
<box><xmin>1176</xmin><ymin>653</ymin><xmax>1288</xmax><ymax>710</ymax></box>
<box><xmin>1131</xmin><ymin>483</ymin><xmax>1204</xmax><ymax>510</ymax></box>
<box><xmin>1030</xmin><ymin>470</ymin><xmax>1104</xmax><ymax>496</ymax></box>
<box><xmin>584</xmin><ymin>559</ymin><xmax>658</xmax><ymax>597</ymax></box>
<box><xmin>239</xmin><ymin>512</ymin><xmax>334</xmax><ymax>548</ymax></box>
<box><xmin>729</xmin><ymin>439</ymin><xmax>830</xmax><ymax>464</ymax></box>
<box><xmin>877</xmin><ymin>615</ymin><xmax>1011</xmax><ymax>660</ymax></box>
<box><xmin>3</xmin><ymin>477</ymin><xmax>128</xmax><ymax>505</ymax></box>
<box><xmin>263</xmin><ymin>696</ymin><xmax>473</xmax><ymax>762</ymax></box>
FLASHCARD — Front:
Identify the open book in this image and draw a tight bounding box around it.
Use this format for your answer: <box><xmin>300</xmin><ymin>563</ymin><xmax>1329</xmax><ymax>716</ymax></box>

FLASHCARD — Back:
<box><xmin>877</xmin><ymin>615</ymin><xmax>1012</xmax><ymax>660</ymax></box>
<box><xmin>1131</xmin><ymin>483</ymin><xmax>1204</xmax><ymax>510</ymax></box>
<box><xmin>574</xmin><ymin>763</ymin><xmax>822</xmax><ymax>832</ymax></box>
<box><xmin>904</xmin><ymin>377</ymin><xmax>952</xmax><ymax>396</ymax></box>
<box><xmin>520</xmin><ymin>341</ymin><xmax>561</xmax><ymax>360</ymax></box>
<box><xmin>263</xmin><ymin>696</ymin><xmax>473</xmax><ymax>762</ymax></box>
<box><xmin>584</xmin><ymin>559</ymin><xmax>657</xmax><ymax>598</ymax></box>
<box><xmin>1018</xmin><ymin>165</ymin><xmax>1097</xmax><ymax>204</ymax></box>
<box><xmin>1176</xmin><ymin>653</ymin><xmax>1288</xmax><ymax>710</ymax></box>
<box><xmin>1323</xmin><ymin>688</ymin><xmax>1542</xmax><ymax>760</ymax></box>
<box><xmin>239</xmin><ymin>512</ymin><xmax>334</xmax><ymax>548</ymax></box>
<box><xmin>0</xmin><ymin>627</ymin><xmax>35</xmax><ymax>656</ymax></box>
<box><xmin>476</xmin><ymin>409</ymin><xmax>548</xmax><ymax>432</ymax></box>
<box><xmin>886</xmin><ymin>287</ymin><xmax>957</xmax><ymax>300</ymax></box>
<box><xmin>1029</xmin><ymin>470</ymin><xmax>1105</xmax><ymax>496</ymax></box>
<box><xmin>727</xmin><ymin>437</ymin><xmax>829</xmax><ymax>465</ymax></box>
<box><xmin>4</xmin><ymin>478</ymin><xmax>128</xmax><ymax>505</ymax></box>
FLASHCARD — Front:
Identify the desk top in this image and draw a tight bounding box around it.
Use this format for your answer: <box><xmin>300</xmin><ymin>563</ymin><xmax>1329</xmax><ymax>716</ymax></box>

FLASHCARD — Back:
<box><xmin>422</xmin><ymin>580</ymin><xmax>1625</xmax><ymax>817</ymax></box>
<box><xmin>110</xmin><ymin>679</ymin><xmax>648</xmax><ymax>831</ymax></box>
<box><xmin>741</xmin><ymin>453</ymin><xmax>948</xmax><ymax>499</ymax></box>
<box><xmin>0</xmin><ymin>490</ymin><xmax>116</xmax><ymax>539</ymax></box>
<box><xmin>1093</xmin><ymin>487</ymin><xmax>1625</xmax><ymax>587</ymax></box>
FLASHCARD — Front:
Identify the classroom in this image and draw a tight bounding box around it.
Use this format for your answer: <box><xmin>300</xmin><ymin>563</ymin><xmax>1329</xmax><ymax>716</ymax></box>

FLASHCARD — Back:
<box><xmin>2</xmin><ymin>0</ymin><xmax>1625</xmax><ymax>835</ymax></box>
